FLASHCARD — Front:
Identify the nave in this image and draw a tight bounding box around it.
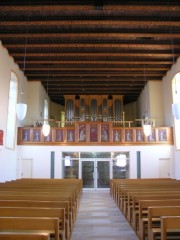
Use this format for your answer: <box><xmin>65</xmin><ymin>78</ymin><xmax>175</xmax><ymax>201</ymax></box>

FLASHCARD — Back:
<box><xmin>71</xmin><ymin>191</ymin><xmax>138</xmax><ymax>240</ymax></box>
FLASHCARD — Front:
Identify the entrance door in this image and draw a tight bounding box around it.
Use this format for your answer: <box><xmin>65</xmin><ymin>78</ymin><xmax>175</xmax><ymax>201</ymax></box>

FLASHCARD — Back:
<box><xmin>21</xmin><ymin>159</ymin><xmax>32</xmax><ymax>178</ymax></box>
<box><xmin>81</xmin><ymin>159</ymin><xmax>110</xmax><ymax>190</ymax></box>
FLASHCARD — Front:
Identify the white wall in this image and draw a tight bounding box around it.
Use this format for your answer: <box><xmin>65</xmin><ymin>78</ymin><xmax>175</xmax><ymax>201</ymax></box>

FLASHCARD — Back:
<box><xmin>162</xmin><ymin>57</ymin><xmax>180</xmax><ymax>179</ymax></box>
<box><xmin>0</xmin><ymin>41</ymin><xmax>26</xmax><ymax>182</ymax></box>
<box><xmin>25</xmin><ymin>81</ymin><xmax>49</xmax><ymax>127</ymax></box>
<box><xmin>17</xmin><ymin>144</ymin><xmax>174</xmax><ymax>180</ymax></box>
<box><xmin>149</xmin><ymin>81</ymin><xmax>164</xmax><ymax>126</ymax></box>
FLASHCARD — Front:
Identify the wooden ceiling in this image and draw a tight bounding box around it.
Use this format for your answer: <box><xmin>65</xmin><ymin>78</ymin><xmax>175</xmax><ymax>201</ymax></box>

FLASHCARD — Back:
<box><xmin>0</xmin><ymin>0</ymin><xmax>180</xmax><ymax>106</ymax></box>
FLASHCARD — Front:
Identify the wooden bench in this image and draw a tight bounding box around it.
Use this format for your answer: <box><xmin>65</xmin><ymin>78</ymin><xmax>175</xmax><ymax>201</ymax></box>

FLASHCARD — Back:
<box><xmin>0</xmin><ymin>232</ymin><xmax>50</xmax><ymax>240</ymax></box>
<box><xmin>0</xmin><ymin>207</ymin><xmax>65</xmax><ymax>240</ymax></box>
<box><xmin>0</xmin><ymin>200</ymin><xmax>71</xmax><ymax>240</ymax></box>
<box><xmin>0</xmin><ymin>217</ymin><xmax>60</xmax><ymax>240</ymax></box>
<box><xmin>147</xmin><ymin>206</ymin><xmax>180</xmax><ymax>240</ymax></box>
<box><xmin>0</xmin><ymin>192</ymin><xmax>76</xmax><ymax>227</ymax></box>
<box><xmin>161</xmin><ymin>216</ymin><xmax>180</xmax><ymax>240</ymax></box>
<box><xmin>133</xmin><ymin>198</ymin><xmax>180</xmax><ymax>232</ymax></box>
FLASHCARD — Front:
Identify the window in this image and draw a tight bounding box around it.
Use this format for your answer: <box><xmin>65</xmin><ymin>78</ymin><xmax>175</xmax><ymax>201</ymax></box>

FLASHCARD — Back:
<box><xmin>172</xmin><ymin>73</ymin><xmax>180</xmax><ymax>150</ymax></box>
<box><xmin>6</xmin><ymin>71</ymin><xmax>18</xmax><ymax>149</ymax></box>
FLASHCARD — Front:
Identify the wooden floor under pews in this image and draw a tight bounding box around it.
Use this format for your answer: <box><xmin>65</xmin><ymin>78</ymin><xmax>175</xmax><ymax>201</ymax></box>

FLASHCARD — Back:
<box><xmin>110</xmin><ymin>178</ymin><xmax>180</xmax><ymax>240</ymax></box>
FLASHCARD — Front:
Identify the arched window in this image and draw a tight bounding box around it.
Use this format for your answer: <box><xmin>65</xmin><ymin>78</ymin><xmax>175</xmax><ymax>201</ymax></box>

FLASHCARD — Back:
<box><xmin>6</xmin><ymin>71</ymin><xmax>18</xmax><ymax>149</ymax></box>
<box><xmin>172</xmin><ymin>73</ymin><xmax>180</xmax><ymax>150</ymax></box>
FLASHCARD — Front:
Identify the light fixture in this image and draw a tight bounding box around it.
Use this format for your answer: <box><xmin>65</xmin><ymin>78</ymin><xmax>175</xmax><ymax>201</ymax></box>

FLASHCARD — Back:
<box><xmin>42</xmin><ymin>121</ymin><xmax>50</xmax><ymax>137</ymax></box>
<box><xmin>16</xmin><ymin>23</ymin><xmax>28</xmax><ymax>121</ymax></box>
<box><xmin>142</xmin><ymin>64</ymin><xmax>152</xmax><ymax>136</ymax></box>
<box><xmin>116</xmin><ymin>154</ymin><xmax>127</xmax><ymax>167</ymax></box>
<box><xmin>143</xmin><ymin>116</ymin><xmax>152</xmax><ymax>137</ymax></box>
<box><xmin>16</xmin><ymin>93</ymin><xmax>27</xmax><ymax>121</ymax></box>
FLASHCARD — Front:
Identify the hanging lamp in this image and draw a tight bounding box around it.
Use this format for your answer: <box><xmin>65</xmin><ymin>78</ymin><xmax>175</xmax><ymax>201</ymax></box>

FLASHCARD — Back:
<box><xmin>16</xmin><ymin>22</ymin><xmax>28</xmax><ymax>121</ymax></box>
<box><xmin>143</xmin><ymin>64</ymin><xmax>152</xmax><ymax>137</ymax></box>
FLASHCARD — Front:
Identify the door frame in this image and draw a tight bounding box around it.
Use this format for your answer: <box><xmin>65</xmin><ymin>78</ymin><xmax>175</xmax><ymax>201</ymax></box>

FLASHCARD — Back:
<box><xmin>80</xmin><ymin>158</ymin><xmax>111</xmax><ymax>190</ymax></box>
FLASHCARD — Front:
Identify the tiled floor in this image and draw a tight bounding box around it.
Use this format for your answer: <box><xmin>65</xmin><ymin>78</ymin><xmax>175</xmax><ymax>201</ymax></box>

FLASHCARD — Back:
<box><xmin>71</xmin><ymin>191</ymin><xmax>138</xmax><ymax>240</ymax></box>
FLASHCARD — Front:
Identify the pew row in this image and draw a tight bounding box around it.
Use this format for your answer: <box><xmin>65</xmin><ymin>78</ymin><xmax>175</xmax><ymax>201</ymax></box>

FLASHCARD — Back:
<box><xmin>161</xmin><ymin>216</ymin><xmax>180</xmax><ymax>240</ymax></box>
<box><xmin>0</xmin><ymin>217</ymin><xmax>60</xmax><ymax>240</ymax></box>
<box><xmin>0</xmin><ymin>232</ymin><xmax>50</xmax><ymax>240</ymax></box>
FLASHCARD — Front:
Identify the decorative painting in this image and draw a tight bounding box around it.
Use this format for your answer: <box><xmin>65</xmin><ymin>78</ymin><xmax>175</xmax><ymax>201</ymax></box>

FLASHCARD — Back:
<box><xmin>101</xmin><ymin>124</ymin><xmax>109</xmax><ymax>142</ymax></box>
<box><xmin>67</xmin><ymin>129</ymin><xmax>75</xmax><ymax>142</ymax></box>
<box><xmin>33</xmin><ymin>129</ymin><xmax>41</xmax><ymax>142</ymax></box>
<box><xmin>158</xmin><ymin>129</ymin><xmax>167</xmax><ymax>141</ymax></box>
<box><xmin>79</xmin><ymin>124</ymin><xmax>86</xmax><ymax>142</ymax></box>
<box><xmin>136</xmin><ymin>129</ymin><xmax>144</xmax><ymax>142</ymax></box>
<box><xmin>44</xmin><ymin>130</ymin><xmax>52</xmax><ymax>142</ymax></box>
<box><xmin>22</xmin><ymin>129</ymin><xmax>30</xmax><ymax>142</ymax></box>
<box><xmin>90</xmin><ymin>124</ymin><xmax>98</xmax><ymax>142</ymax></box>
<box><xmin>113</xmin><ymin>129</ymin><xmax>121</xmax><ymax>142</ymax></box>
<box><xmin>125</xmin><ymin>129</ymin><xmax>133</xmax><ymax>142</ymax></box>
<box><xmin>147</xmin><ymin>129</ymin><xmax>156</xmax><ymax>142</ymax></box>
<box><xmin>56</xmin><ymin>129</ymin><xmax>64</xmax><ymax>142</ymax></box>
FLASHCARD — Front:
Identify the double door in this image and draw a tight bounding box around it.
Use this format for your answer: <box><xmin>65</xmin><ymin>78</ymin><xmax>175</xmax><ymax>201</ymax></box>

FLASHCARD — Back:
<box><xmin>81</xmin><ymin>159</ymin><xmax>110</xmax><ymax>190</ymax></box>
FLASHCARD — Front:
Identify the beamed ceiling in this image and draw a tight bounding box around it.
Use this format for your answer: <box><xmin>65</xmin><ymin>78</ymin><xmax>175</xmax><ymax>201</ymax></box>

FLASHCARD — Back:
<box><xmin>0</xmin><ymin>0</ymin><xmax>180</xmax><ymax>106</ymax></box>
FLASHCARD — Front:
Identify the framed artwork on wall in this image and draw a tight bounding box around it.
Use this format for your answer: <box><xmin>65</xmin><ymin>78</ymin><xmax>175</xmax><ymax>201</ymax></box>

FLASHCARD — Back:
<box><xmin>56</xmin><ymin>129</ymin><xmax>64</xmax><ymax>142</ymax></box>
<box><xmin>79</xmin><ymin>124</ymin><xmax>86</xmax><ymax>142</ymax></box>
<box><xmin>44</xmin><ymin>130</ymin><xmax>52</xmax><ymax>142</ymax></box>
<box><xmin>158</xmin><ymin>129</ymin><xmax>167</xmax><ymax>141</ymax></box>
<box><xmin>101</xmin><ymin>124</ymin><xmax>109</xmax><ymax>142</ymax></box>
<box><xmin>125</xmin><ymin>129</ymin><xmax>133</xmax><ymax>142</ymax></box>
<box><xmin>136</xmin><ymin>129</ymin><xmax>144</xmax><ymax>142</ymax></box>
<box><xmin>67</xmin><ymin>129</ymin><xmax>75</xmax><ymax>142</ymax></box>
<box><xmin>22</xmin><ymin>129</ymin><xmax>30</xmax><ymax>142</ymax></box>
<box><xmin>147</xmin><ymin>128</ymin><xmax>156</xmax><ymax>142</ymax></box>
<box><xmin>90</xmin><ymin>124</ymin><xmax>98</xmax><ymax>142</ymax></box>
<box><xmin>33</xmin><ymin>129</ymin><xmax>41</xmax><ymax>142</ymax></box>
<box><xmin>113</xmin><ymin>129</ymin><xmax>121</xmax><ymax>142</ymax></box>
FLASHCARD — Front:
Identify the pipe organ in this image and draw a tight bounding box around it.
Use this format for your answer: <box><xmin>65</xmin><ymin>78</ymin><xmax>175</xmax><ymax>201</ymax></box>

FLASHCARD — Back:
<box><xmin>64</xmin><ymin>95</ymin><xmax>123</xmax><ymax>122</ymax></box>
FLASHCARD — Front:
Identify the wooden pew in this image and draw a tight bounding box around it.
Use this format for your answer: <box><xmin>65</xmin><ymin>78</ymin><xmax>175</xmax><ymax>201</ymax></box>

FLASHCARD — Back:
<box><xmin>0</xmin><ymin>207</ymin><xmax>65</xmax><ymax>240</ymax></box>
<box><xmin>0</xmin><ymin>192</ymin><xmax>76</xmax><ymax>226</ymax></box>
<box><xmin>133</xmin><ymin>198</ymin><xmax>180</xmax><ymax>232</ymax></box>
<box><xmin>161</xmin><ymin>216</ymin><xmax>180</xmax><ymax>240</ymax></box>
<box><xmin>147</xmin><ymin>206</ymin><xmax>180</xmax><ymax>240</ymax></box>
<box><xmin>0</xmin><ymin>232</ymin><xmax>50</xmax><ymax>240</ymax></box>
<box><xmin>0</xmin><ymin>217</ymin><xmax>60</xmax><ymax>240</ymax></box>
<box><xmin>0</xmin><ymin>200</ymin><xmax>71</xmax><ymax>240</ymax></box>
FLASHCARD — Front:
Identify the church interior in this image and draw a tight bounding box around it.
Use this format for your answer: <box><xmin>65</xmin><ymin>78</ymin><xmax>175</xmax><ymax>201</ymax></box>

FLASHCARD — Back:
<box><xmin>0</xmin><ymin>1</ymin><xmax>180</xmax><ymax>239</ymax></box>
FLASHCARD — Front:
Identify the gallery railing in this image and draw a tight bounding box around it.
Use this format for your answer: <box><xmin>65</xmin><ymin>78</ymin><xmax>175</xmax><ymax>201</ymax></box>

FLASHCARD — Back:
<box><xmin>17</xmin><ymin>122</ymin><xmax>173</xmax><ymax>146</ymax></box>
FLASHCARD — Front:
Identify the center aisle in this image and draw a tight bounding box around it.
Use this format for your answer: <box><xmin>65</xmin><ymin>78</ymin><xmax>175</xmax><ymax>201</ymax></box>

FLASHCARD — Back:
<box><xmin>71</xmin><ymin>191</ymin><xmax>138</xmax><ymax>240</ymax></box>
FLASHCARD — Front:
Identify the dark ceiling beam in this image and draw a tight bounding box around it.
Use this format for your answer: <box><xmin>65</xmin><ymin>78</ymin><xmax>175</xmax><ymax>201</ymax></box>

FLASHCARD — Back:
<box><xmin>16</xmin><ymin>60</ymin><xmax>172</xmax><ymax>64</ymax></box>
<box><xmin>28</xmin><ymin>75</ymin><xmax>162</xmax><ymax>84</ymax></box>
<box><xmin>1</xmin><ymin>32</ymin><xmax>180</xmax><ymax>40</ymax></box>
<box><xmin>25</xmin><ymin>73</ymin><xmax>163</xmax><ymax>77</ymax></box>
<box><xmin>1</xmin><ymin>20</ymin><xmax>180</xmax><ymax>28</ymax></box>
<box><xmin>23</xmin><ymin>67</ymin><xmax>169</xmax><ymax>71</ymax></box>
<box><xmin>43</xmin><ymin>83</ymin><xmax>144</xmax><ymax>86</ymax></box>
<box><xmin>0</xmin><ymin>4</ymin><xmax>180</xmax><ymax>12</ymax></box>
<box><xmin>12</xmin><ymin>53</ymin><xmax>177</xmax><ymax>58</ymax></box>
<box><xmin>4</xmin><ymin>43</ymin><xmax>179</xmax><ymax>51</ymax></box>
